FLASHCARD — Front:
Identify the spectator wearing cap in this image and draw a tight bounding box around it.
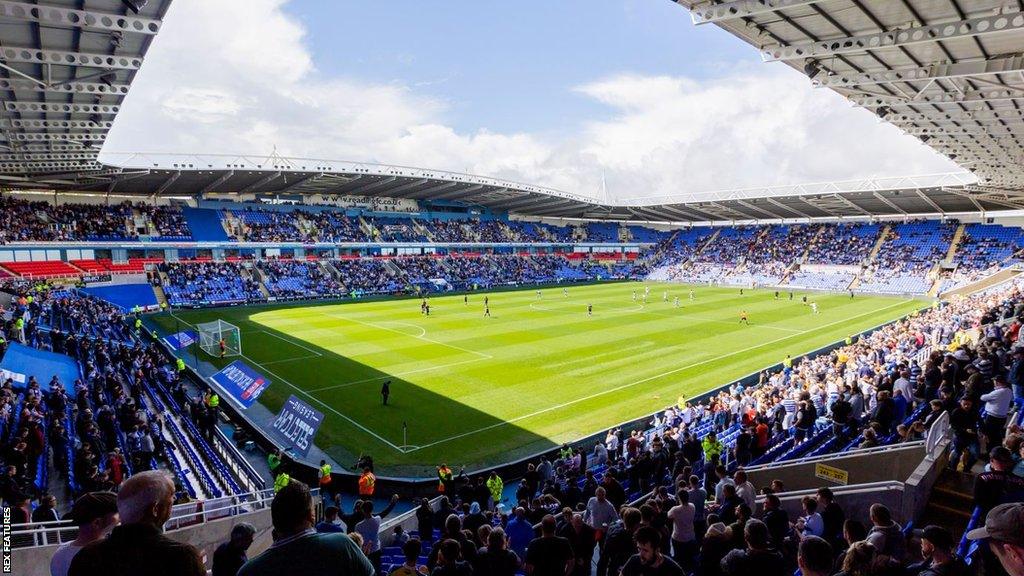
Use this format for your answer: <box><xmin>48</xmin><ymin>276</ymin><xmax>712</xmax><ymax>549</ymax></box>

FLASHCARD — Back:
<box><xmin>908</xmin><ymin>525</ymin><xmax>970</xmax><ymax>576</ymax></box>
<box><xmin>212</xmin><ymin>522</ymin><xmax>256</xmax><ymax>576</ymax></box>
<box><xmin>49</xmin><ymin>491</ymin><xmax>118</xmax><ymax>576</ymax></box>
<box><xmin>974</xmin><ymin>447</ymin><xmax>1024</xmax><ymax>514</ymax></box>
<box><xmin>69</xmin><ymin>471</ymin><xmax>204</xmax><ymax>576</ymax></box>
<box><xmin>238</xmin><ymin>479</ymin><xmax>372</xmax><ymax>576</ymax></box>
<box><xmin>980</xmin><ymin>376</ymin><xmax>1014</xmax><ymax>449</ymax></box>
<box><xmin>966</xmin><ymin>502</ymin><xmax>1024</xmax><ymax>576</ymax></box>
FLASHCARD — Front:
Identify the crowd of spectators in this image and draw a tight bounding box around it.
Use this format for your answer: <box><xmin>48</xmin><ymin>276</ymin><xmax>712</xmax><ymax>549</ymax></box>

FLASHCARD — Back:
<box><xmin>806</xmin><ymin>224</ymin><xmax>882</xmax><ymax>266</ymax></box>
<box><xmin>159</xmin><ymin>262</ymin><xmax>265</xmax><ymax>306</ymax></box>
<box><xmin>301</xmin><ymin>210</ymin><xmax>363</xmax><ymax>243</ymax></box>
<box><xmin>137</xmin><ymin>205</ymin><xmax>192</xmax><ymax>240</ymax></box>
<box><xmin>0</xmin><ymin>198</ymin><xmax>133</xmax><ymax>243</ymax></box>
<box><xmin>256</xmin><ymin>259</ymin><xmax>345</xmax><ymax>299</ymax></box>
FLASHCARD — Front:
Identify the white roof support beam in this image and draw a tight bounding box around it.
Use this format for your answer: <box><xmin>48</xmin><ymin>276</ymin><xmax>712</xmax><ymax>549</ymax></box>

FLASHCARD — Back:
<box><xmin>276</xmin><ymin>173</ymin><xmax>325</xmax><ymax>194</ymax></box>
<box><xmin>815</xmin><ymin>55</ymin><xmax>1024</xmax><ymax>89</ymax></box>
<box><xmin>3</xmin><ymin>101</ymin><xmax>119</xmax><ymax>115</ymax></box>
<box><xmin>762</xmin><ymin>12</ymin><xmax>1024</xmax><ymax>62</ymax></box>
<box><xmin>384</xmin><ymin>178</ymin><xmax>430</xmax><ymax>196</ymax></box>
<box><xmin>900</xmin><ymin>124</ymin><xmax>1024</xmax><ymax>137</ymax></box>
<box><xmin>237</xmin><ymin>171</ymin><xmax>282</xmax><ymax>195</ymax></box>
<box><xmin>151</xmin><ymin>171</ymin><xmax>181</xmax><ymax>197</ymax></box>
<box><xmin>830</xmin><ymin>194</ymin><xmax>872</xmax><ymax>216</ymax></box>
<box><xmin>404</xmin><ymin>181</ymin><xmax>460</xmax><ymax>199</ymax></box>
<box><xmin>796</xmin><ymin>197</ymin><xmax>836</xmax><ymax>217</ymax></box>
<box><xmin>852</xmin><ymin>87</ymin><xmax>1024</xmax><ymax>108</ymax></box>
<box><xmin>0</xmin><ymin>151</ymin><xmax>97</xmax><ymax>161</ymax></box>
<box><xmin>660</xmin><ymin>205</ymin><xmax>706</xmax><ymax>221</ymax></box>
<box><xmin>433</xmin><ymin>184</ymin><xmax>485</xmax><ymax>200</ymax></box>
<box><xmin>885</xmin><ymin>109</ymin><xmax>1024</xmax><ymax>123</ymax></box>
<box><xmin>0</xmin><ymin>46</ymin><xmax>143</xmax><ymax>70</ymax></box>
<box><xmin>6</xmin><ymin>119</ymin><xmax>113</xmax><ymax>130</ymax></box>
<box><xmin>0</xmin><ymin>1</ymin><xmax>161</xmax><ymax>35</ymax></box>
<box><xmin>736</xmin><ymin>199</ymin><xmax>784</xmax><ymax>219</ymax></box>
<box><xmin>872</xmin><ymin>192</ymin><xmax>907</xmax><ymax>214</ymax></box>
<box><xmin>344</xmin><ymin>175</ymin><xmax>397</xmax><ymax>195</ymax></box>
<box><xmin>4</xmin><ymin>133</ymin><xmax>102</xmax><ymax>143</ymax></box>
<box><xmin>765</xmin><ymin>196</ymin><xmax>811</xmax><ymax>219</ymax></box>
<box><xmin>688</xmin><ymin>0</ymin><xmax>824</xmax><ymax>25</ymax></box>
<box><xmin>915</xmin><ymin>189</ymin><xmax>945</xmax><ymax>214</ymax></box>
<box><xmin>200</xmin><ymin>171</ymin><xmax>235</xmax><ymax>196</ymax></box>
<box><xmin>0</xmin><ymin>161</ymin><xmax>101</xmax><ymax>173</ymax></box>
<box><xmin>0</xmin><ymin>77</ymin><xmax>131</xmax><ymax>96</ymax></box>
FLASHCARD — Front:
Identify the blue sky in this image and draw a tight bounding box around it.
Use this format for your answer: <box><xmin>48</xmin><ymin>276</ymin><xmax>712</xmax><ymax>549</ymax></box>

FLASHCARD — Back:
<box><xmin>105</xmin><ymin>0</ymin><xmax>960</xmax><ymax>201</ymax></box>
<box><xmin>283</xmin><ymin>0</ymin><xmax>752</xmax><ymax>135</ymax></box>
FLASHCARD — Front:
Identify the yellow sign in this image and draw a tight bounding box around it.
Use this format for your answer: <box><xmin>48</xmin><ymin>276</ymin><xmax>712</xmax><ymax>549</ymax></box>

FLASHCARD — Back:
<box><xmin>815</xmin><ymin>463</ymin><xmax>849</xmax><ymax>485</ymax></box>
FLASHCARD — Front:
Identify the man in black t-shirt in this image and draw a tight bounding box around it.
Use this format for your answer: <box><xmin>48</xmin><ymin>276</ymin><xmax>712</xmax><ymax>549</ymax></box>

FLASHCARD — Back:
<box><xmin>526</xmin><ymin>515</ymin><xmax>574</xmax><ymax>576</ymax></box>
<box><xmin>975</xmin><ymin>447</ymin><xmax>1024</xmax><ymax>514</ymax></box>
<box><xmin>621</xmin><ymin>525</ymin><xmax>684</xmax><ymax>576</ymax></box>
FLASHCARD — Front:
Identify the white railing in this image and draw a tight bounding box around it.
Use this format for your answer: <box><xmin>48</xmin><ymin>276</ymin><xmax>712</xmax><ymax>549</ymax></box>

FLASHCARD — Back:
<box><xmin>9</xmin><ymin>487</ymin><xmax>294</xmax><ymax>548</ymax></box>
<box><xmin>754</xmin><ymin>480</ymin><xmax>905</xmax><ymax>506</ymax></box>
<box><xmin>925</xmin><ymin>410</ymin><xmax>950</xmax><ymax>460</ymax></box>
<box><xmin>742</xmin><ymin>440</ymin><xmax>925</xmax><ymax>472</ymax></box>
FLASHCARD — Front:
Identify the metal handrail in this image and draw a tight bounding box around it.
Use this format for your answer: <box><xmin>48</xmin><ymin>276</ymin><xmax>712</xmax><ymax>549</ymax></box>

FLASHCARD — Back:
<box><xmin>8</xmin><ymin>487</ymin><xmax>298</xmax><ymax>548</ymax></box>
<box><xmin>925</xmin><ymin>411</ymin><xmax>950</xmax><ymax>460</ymax></box>
<box><xmin>742</xmin><ymin>440</ymin><xmax>925</xmax><ymax>472</ymax></box>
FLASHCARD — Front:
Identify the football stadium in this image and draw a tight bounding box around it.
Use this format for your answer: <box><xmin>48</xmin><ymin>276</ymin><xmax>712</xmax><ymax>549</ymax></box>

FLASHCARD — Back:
<box><xmin>2</xmin><ymin>1</ymin><xmax>1024</xmax><ymax>576</ymax></box>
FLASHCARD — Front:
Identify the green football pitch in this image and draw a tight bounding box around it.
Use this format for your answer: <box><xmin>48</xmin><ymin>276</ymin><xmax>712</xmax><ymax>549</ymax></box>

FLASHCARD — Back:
<box><xmin>152</xmin><ymin>282</ymin><xmax>925</xmax><ymax>477</ymax></box>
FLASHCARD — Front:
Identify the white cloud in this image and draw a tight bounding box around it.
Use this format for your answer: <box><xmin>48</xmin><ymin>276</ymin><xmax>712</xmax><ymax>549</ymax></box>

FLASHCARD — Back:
<box><xmin>104</xmin><ymin>0</ymin><xmax>960</xmax><ymax>203</ymax></box>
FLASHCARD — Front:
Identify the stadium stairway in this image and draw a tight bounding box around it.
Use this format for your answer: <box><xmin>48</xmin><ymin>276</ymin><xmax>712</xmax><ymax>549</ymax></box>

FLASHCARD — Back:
<box><xmin>243</xmin><ymin>264</ymin><xmax>273</xmax><ymax>300</ymax></box>
<box><xmin>414</xmin><ymin>219</ymin><xmax>435</xmax><ymax>241</ymax></box>
<box><xmin>695</xmin><ymin>227</ymin><xmax>722</xmax><ymax>257</ymax></box>
<box><xmin>917</xmin><ymin>469</ymin><xmax>975</xmax><ymax>537</ymax></box>
<box><xmin>942</xmin><ymin>265</ymin><xmax>1023</xmax><ymax>299</ymax></box>
<box><xmin>866</xmin><ymin>224</ymin><xmax>891</xmax><ymax>262</ymax></box>
<box><xmin>942</xmin><ymin>223</ymin><xmax>968</xmax><ymax>266</ymax></box>
<box><xmin>153</xmin><ymin>284</ymin><xmax>169</xmax><ymax>308</ymax></box>
<box><xmin>800</xmin><ymin>225</ymin><xmax>827</xmax><ymax>264</ymax></box>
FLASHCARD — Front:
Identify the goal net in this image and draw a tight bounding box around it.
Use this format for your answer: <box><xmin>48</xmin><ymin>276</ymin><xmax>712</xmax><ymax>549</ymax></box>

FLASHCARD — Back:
<box><xmin>196</xmin><ymin>320</ymin><xmax>242</xmax><ymax>358</ymax></box>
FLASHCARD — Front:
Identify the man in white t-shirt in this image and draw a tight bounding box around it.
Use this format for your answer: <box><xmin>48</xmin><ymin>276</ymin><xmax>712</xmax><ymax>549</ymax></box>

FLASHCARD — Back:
<box><xmin>50</xmin><ymin>491</ymin><xmax>119</xmax><ymax>576</ymax></box>
<box><xmin>733</xmin><ymin>470</ymin><xmax>756</xmax><ymax>511</ymax></box>
<box><xmin>666</xmin><ymin>489</ymin><xmax>697</xmax><ymax>573</ymax></box>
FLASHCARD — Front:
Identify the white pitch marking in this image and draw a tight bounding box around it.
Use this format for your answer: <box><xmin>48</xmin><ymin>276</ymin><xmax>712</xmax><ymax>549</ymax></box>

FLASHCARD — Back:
<box><xmin>306</xmin><ymin>356</ymin><xmax>491</xmax><ymax>392</ymax></box>
<box><xmin>404</xmin><ymin>298</ymin><xmax>914</xmax><ymax>452</ymax></box>
<box><xmin>241</xmin><ymin>353</ymin><xmax>408</xmax><ymax>453</ymax></box>
<box><xmin>251</xmin><ymin>330</ymin><xmax>325</xmax><ymax>356</ymax></box>
<box><xmin>324</xmin><ymin>311</ymin><xmax>493</xmax><ymax>359</ymax></box>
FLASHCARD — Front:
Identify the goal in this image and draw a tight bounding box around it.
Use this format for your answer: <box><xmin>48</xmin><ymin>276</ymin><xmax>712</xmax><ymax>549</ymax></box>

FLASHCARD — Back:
<box><xmin>196</xmin><ymin>320</ymin><xmax>242</xmax><ymax>358</ymax></box>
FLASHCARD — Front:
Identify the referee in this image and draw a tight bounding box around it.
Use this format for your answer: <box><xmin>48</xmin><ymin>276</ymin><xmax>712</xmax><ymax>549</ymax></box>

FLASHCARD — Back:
<box><xmin>381</xmin><ymin>380</ymin><xmax>391</xmax><ymax>406</ymax></box>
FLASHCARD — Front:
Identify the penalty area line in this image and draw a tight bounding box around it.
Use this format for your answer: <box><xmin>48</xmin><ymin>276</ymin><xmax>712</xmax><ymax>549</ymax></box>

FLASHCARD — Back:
<box><xmin>306</xmin><ymin>356</ymin><xmax>491</xmax><ymax>393</ymax></box>
<box><xmin>241</xmin><ymin>353</ymin><xmax>407</xmax><ymax>453</ymax></box>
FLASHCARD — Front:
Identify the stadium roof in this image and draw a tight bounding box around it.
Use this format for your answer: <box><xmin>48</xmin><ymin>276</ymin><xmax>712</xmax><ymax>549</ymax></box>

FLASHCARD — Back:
<box><xmin>0</xmin><ymin>0</ymin><xmax>170</xmax><ymax>174</ymax></box>
<box><xmin>1</xmin><ymin>0</ymin><xmax>1023</xmax><ymax>223</ymax></box>
<box><xmin>673</xmin><ymin>0</ymin><xmax>1024</xmax><ymax>196</ymax></box>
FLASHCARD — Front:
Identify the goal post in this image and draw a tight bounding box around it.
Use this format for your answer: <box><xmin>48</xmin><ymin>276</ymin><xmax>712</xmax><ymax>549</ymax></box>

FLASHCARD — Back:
<box><xmin>196</xmin><ymin>320</ymin><xmax>242</xmax><ymax>358</ymax></box>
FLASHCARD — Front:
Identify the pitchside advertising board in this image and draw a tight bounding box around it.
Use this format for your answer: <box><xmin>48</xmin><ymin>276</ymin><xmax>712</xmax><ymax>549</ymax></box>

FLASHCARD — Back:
<box><xmin>269</xmin><ymin>395</ymin><xmax>324</xmax><ymax>458</ymax></box>
<box><xmin>210</xmin><ymin>361</ymin><xmax>269</xmax><ymax>409</ymax></box>
<box><xmin>162</xmin><ymin>329</ymin><xmax>198</xmax><ymax>351</ymax></box>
